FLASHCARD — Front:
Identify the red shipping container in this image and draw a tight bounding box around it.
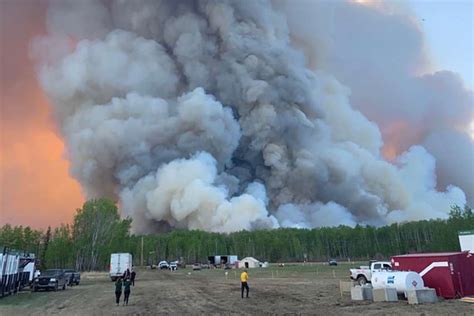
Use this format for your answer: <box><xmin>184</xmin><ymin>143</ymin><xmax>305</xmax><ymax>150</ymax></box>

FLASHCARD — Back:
<box><xmin>391</xmin><ymin>251</ymin><xmax>474</xmax><ymax>298</ymax></box>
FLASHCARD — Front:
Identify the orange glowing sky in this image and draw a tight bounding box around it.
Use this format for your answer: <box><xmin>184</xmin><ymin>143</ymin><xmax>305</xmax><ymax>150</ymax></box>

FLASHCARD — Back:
<box><xmin>0</xmin><ymin>1</ymin><xmax>84</xmax><ymax>229</ymax></box>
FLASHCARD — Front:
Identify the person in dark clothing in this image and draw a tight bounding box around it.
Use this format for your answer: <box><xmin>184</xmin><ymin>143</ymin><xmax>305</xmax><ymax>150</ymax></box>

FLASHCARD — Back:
<box><xmin>114</xmin><ymin>278</ymin><xmax>123</xmax><ymax>306</ymax></box>
<box><xmin>240</xmin><ymin>270</ymin><xmax>249</xmax><ymax>298</ymax></box>
<box><xmin>123</xmin><ymin>278</ymin><xmax>132</xmax><ymax>306</ymax></box>
<box><xmin>122</xmin><ymin>268</ymin><xmax>131</xmax><ymax>279</ymax></box>
<box><xmin>130</xmin><ymin>269</ymin><xmax>136</xmax><ymax>286</ymax></box>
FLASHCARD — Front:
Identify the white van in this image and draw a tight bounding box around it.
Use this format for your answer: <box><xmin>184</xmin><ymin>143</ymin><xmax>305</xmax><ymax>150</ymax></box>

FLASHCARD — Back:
<box><xmin>109</xmin><ymin>253</ymin><xmax>133</xmax><ymax>281</ymax></box>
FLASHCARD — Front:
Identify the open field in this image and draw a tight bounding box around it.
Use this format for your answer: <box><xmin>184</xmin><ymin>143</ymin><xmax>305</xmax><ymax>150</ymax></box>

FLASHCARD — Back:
<box><xmin>0</xmin><ymin>263</ymin><xmax>472</xmax><ymax>315</ymax></box>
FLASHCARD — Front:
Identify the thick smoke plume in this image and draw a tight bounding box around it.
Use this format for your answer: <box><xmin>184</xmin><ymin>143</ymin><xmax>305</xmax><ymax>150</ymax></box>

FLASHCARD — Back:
<box><xmin>33</xmin><ymin>0</ymin><xmax>471</xmax><ymax>233</ymax></box>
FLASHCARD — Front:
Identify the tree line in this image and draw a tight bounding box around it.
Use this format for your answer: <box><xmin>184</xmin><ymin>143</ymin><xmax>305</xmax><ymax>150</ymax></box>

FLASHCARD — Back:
<box><xmin>0</xmin><ymin>199</ymin><xmax>472</xmax><ymax>271</ymax></box>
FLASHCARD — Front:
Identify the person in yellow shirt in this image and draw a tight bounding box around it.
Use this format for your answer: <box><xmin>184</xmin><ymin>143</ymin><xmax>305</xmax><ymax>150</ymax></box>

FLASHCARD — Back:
<box><xmin>240</xmin><ymin>270</ymin><xmax>249</xmax><ymax>298</ymax></box>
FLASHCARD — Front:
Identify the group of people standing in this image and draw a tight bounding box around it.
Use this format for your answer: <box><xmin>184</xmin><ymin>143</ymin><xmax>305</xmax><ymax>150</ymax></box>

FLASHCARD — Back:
<box><xmin>114</xmin><ymin>268</ymin><xmax>136</xmax><ymax>306</ymax></box>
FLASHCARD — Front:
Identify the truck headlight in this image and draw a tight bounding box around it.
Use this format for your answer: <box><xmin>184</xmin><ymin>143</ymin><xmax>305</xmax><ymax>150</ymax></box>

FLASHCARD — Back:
<box><xmin>50</xmin><ymin>278</ymin><xmax>56</xmax><ymax>282</ymax></box>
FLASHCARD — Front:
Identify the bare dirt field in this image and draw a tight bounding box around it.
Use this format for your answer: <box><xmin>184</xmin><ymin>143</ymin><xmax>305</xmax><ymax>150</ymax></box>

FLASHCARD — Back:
<box><xmin>1</xmin><ymin>264</ymin><xmax>472</xmax><ymax>315</ymax></box>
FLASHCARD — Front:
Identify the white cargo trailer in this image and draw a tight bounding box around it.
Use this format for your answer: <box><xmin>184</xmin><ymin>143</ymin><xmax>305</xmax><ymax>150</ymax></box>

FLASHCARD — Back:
<box><xmin>109</xmin><ymin>253</ymin><xmax>133</xmax><ymax>281</ymax></box>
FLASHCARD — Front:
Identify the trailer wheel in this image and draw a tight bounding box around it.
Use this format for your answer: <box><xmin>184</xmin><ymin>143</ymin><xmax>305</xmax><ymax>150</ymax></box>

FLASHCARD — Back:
<box><xmin>356</xmin><ymin>275</ymin><xmax>367</xmax><ymax>286</ymax></box>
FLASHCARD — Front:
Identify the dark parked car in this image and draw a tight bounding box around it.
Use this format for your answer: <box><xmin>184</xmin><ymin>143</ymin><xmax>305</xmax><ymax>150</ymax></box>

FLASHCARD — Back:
<box><xmin>33</xmin><ymin>269</ymin><xmax>68</xmax><ymax>291</ymax></box>
<box><xmin>64</xmin><ymin>269</ymin><xmax>81</xmax><ymax>286</ymax></box>
<box><xmin>328</xmin><ymin>259</ymin><xmax>338</xmax><ymax>266</ymax></box>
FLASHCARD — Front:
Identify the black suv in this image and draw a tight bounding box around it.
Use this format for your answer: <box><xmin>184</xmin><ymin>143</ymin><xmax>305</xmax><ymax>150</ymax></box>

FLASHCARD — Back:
<box><xmin>64</xmin><ymin>269</ymin><xmax>81</xmax><ymax>286</ymax></box>
<box><xmin>33</xmin><ymin>269</ymin><xmax>68</xmax><ymax>291</ymax></box>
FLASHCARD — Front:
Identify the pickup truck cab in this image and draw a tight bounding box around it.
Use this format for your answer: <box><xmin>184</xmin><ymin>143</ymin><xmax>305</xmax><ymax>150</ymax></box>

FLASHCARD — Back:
<box><xmin>33</xmin><ymin>269</ymin><xmax>68</xmax><ymax>291</ymax></box>
<box><xmin>350</xmin><ymin>261</ymin><xmax>392</xmax><ymax>285</ymax></box>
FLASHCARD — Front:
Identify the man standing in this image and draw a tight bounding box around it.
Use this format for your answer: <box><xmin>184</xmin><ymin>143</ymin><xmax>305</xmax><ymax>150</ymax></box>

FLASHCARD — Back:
<box><xmin>114</xmin><ymin>278</ymin><xmax>123</xmax><ymax>306</ymax></box>
<box><xmin>240</xmin><ymin>270</ymin><xmax>249</xmax><ymax>298</ymax></box>
<box><xmin>131</xmin><ymin>269</ymin><xmax>136</xmax><ymax>286</ymax></box>
<box><xmin>123</xmin><ymin>278</ymin><xmax>132</xmax><ymax>306</ymax></box>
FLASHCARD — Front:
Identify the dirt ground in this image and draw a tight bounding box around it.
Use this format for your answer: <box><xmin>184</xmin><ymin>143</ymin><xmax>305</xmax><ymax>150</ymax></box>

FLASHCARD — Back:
<box><xmin>0</xmin><ymin>264</ymin><xmax>472</xmax><ymax>315</ymax></box>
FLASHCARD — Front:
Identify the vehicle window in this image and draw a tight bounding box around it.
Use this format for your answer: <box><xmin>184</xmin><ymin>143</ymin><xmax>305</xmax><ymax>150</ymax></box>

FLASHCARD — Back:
<box><xmin>373</xmin><ymin>263</ymin><xmax>381</xmax><ymax>269</ymax></box>
<box><xmin>383</xmin><ymin>264</ymin><xmax>391</xmax><ymax>270</ymax></box>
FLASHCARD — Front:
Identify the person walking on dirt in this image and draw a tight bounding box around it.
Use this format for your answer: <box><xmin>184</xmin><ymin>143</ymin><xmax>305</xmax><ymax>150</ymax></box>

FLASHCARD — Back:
<box><xmin>123</xmin><ymin>278</ymin><xmax>132</xmax><ymax>306</ymax></box>
<box><xmin>240</xmin><ymin>270</ymin><xmax>249</xmax><ymax>298</ymax></box>
<box><xmin>131</xmin><ymin>268</ymin><xmax>136</xmax><ymax>286</ymax></box>
<box><xmin>114</xmin><ymin>278</ymin><xmax>123</xmax><ymax>306</ymax></box>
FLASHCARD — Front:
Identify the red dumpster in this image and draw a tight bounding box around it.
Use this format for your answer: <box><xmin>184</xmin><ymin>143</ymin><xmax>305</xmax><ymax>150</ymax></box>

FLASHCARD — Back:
<box><xmin>391</xmin><ymin>251</ymin><xmax>474</xmax><ymax>298</ymax></box>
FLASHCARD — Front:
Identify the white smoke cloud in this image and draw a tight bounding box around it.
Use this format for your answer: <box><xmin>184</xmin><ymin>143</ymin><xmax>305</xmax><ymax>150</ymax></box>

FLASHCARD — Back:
<box><xmin>121</xmin><ymin>152</ymin><xmax>277</xmax><ymax>232</ymax></box>
<box><xmin>34</xmin><ymin>0</ymin><xmax>469</xmax><ymax>233</ymax></box>
<box><xmin>279</xmin><ymin>0</ymin><xmax>474</xmax><ymax>203</ymax></box>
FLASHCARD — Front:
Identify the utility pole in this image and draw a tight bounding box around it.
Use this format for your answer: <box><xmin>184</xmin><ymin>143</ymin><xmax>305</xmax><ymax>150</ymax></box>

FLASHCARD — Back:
<box><xmin>141</xmin><ymin>236</ymin><xmax>144</xmax><ymax>267</ymax></box>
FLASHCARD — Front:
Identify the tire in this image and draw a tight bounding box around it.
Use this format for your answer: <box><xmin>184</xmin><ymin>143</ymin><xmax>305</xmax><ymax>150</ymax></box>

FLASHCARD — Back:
<box><xmin>62</xmin><ymin>283</ymin><xmax>66</xmax><ymax>290</ymax></box>
<box><xmin>54</xmin><ymin>283</ymin><xmax>58</xmax><ymax>291</ymax></box>
<box><xmin>356</xmin><ymin>276</ymin><xmax>367</xmax><ymax>286</ymax></box>
<box><xmin>76</xmin><ymin>281</ymin><xmax>79</xmax><ymax>286</ymax></box>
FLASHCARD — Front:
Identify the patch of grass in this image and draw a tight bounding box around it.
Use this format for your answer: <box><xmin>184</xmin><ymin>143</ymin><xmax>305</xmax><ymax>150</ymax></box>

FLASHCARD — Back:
<box><xmin>176</xmin><ymin>261</ymin><xmax>366</xmax><ymax>281</ymax></box>
<box><xmin>0</xmin><ymin>290</ymin><xmax>50</xmax><ymax>307</ymax></box>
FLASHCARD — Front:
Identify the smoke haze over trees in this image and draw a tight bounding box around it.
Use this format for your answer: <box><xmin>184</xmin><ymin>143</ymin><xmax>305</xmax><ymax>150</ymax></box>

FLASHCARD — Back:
<box><xmin>27</xmin><ymin>0</ymin><xmax>473</xmax><ymax>233</ymax></box>
<box><xmin>0</xmin><ymin>199</ymin><xmax>472</xmax><ymax>270</ymax></box>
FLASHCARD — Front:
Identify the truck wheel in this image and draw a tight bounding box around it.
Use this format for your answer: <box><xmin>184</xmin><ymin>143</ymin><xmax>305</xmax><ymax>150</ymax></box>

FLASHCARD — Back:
<box><xmin>357</xmin><ymin>276</ymin><xmax>367</xmax><ymax>286</ymax></box>
<box><xmin>63</xmin><ymin>283</ymin><xmax>66</xmax><ymax>290</ymax></box>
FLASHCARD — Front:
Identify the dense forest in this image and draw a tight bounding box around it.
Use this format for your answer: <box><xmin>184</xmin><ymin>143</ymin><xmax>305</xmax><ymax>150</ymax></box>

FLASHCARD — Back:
<box><xmin>1</xmin><ymin>199</ymin><xmax>472</xmax><ymax>271</ymax></box>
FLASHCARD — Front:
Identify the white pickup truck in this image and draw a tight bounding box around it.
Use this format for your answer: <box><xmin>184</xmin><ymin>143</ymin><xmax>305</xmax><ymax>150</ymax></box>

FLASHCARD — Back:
<box><xmin>350</xmin><ymin>261</ymin><xmax>392</xmax><ymax>285</ymax></box>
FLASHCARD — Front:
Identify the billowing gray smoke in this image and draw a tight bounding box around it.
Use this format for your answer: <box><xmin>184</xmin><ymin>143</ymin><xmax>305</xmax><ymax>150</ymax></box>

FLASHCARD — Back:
<box><xmin>33</xmin><ymin>0</ymin><xmax>470</xmax><ymax>233</ymax></box>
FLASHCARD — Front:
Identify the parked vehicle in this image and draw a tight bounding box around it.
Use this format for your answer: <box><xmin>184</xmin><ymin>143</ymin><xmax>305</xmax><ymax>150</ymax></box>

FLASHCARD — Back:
<box><xmin>19</xmin><ymin>254</ymin><xmax>36</xmax><ymax>290</ymax></box>
<box><xmin>64</xmin><ymin>269</ymin><xmax>81</xmax><ymax>286</ymax></box>
<box><xmin>349</xmin><ymin>261</ymin><xmax>392</xmax><ymax>285</ymax></box>
<box><xmin>328</xmin><ymin>259</ymin><xmax>337</xmax><ymax>266</ymax></box>
<box><xmin>0</xmin><ymin>249</ymin><xmax>20</xmax><ymax>297</ymax></box>
<box><xmin>169</xmin><ymin>261</ymin><xmax>178</xmax><ymax>271</ymax></box>
<box><xmin>192</xmin><ymin>263</ymin><xmax>201</xmax><ymax>271</ymax></box>
<box><xmin>158</xmin><ymin>261</ymin><xmax>169</xmax><ymax>270</ymax></box>
<box><xmin>33</xmin><ymin>269</ymin><xmax>68</xmax><ymax>291</ymax></box>
<box><xmin>109</xmin><ymin>253</ymin><xmax>133</xmax><ymax>281</ymax></box>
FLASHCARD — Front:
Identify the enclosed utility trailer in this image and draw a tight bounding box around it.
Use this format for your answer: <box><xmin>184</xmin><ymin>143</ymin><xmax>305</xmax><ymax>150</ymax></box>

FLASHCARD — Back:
<box><xmin>391</xmin><ymin>252</ymin><xmax>474</xmax><ymax>298</ymax></box>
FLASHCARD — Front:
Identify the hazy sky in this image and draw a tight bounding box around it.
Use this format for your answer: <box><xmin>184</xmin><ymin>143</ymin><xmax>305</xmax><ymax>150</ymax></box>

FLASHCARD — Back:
<box><xmin>408</xmin><ymin>0</ymin><xmax>473</xmax><ymax>87</ymax></box>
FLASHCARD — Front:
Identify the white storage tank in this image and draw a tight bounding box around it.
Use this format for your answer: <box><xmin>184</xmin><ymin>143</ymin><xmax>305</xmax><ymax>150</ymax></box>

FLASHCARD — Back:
<box><xmin>372</xmin><ymin>271</ymin><xmax>424</xmax><ymax>294</ymax></box>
